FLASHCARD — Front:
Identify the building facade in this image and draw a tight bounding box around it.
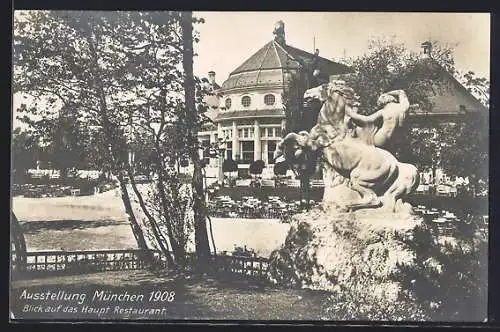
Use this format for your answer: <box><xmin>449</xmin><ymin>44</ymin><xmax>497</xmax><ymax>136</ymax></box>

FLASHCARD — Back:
<box><xmin>198</xmin><ymin>21</ymin><xmax>351</xmax><ymax>177</ymax></box>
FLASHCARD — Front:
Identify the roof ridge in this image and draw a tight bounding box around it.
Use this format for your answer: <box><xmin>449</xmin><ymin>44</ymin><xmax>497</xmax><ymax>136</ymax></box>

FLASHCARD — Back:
<box><xmin>440</xmin><ymin>65</ymin><xmax>488</xmax><ymax>111</ymax></box>
<box><xmin>274</xmin><ymin>40</ymin><xmax>301</xmax><ymax>69</ymax></box>
<box><xmin>272</xmin><ymin>41</ymin><xmax>283</xmax><ymax>69</ymax></box>
<box><xmin>272</xmin><ymin>42</ymin><xmax>286</xmax><ymax>90</ymax></box>
<box><xmin>284</xmin><ymin>43</ymin><xmax>340</xmax><ymax>65</ymax></box>
<box><xmin>230</xmin><ymin>40</ymin><xmax>274</xmax><ymax>75</ymax></box>
<box><xmin>255</xmin><ymin>42</ymin><xmax>273</xmax><ymax>85</ymax></box>
<box><xmin>414</xmin><ymin>58</ymin><xmax>487</xmax><ymax>111</ymax></box>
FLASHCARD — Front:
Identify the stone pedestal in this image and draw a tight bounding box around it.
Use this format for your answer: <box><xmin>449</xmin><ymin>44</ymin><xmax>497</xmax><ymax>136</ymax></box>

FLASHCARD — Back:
<box><xmin>268</xmin><ymin>206</ymin><xmax>428</xmax><ymax>304</ymax></box>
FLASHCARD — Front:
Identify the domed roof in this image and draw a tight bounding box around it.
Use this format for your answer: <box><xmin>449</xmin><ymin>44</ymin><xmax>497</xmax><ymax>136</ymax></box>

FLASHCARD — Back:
<box><xmin>220</xmin><ymin>39</ymin><xmax>351</xmax><ymax>91</ymax></box>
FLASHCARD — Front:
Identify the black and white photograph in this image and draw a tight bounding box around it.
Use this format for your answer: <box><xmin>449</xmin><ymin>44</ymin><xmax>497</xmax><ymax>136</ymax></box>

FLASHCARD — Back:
<box><xmin>10</xmin><ymin>11</ymin><xmax>489</xmax><ymax>322</ymax></box>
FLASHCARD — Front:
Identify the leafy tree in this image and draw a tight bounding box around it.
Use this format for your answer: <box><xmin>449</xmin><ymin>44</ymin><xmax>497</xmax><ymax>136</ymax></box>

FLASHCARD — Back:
<box><xmin>459</xmin><ymin>71</ymin><xmax>489</xmax><ymax>107</ymax></box>
<box><xmin>273</xmin><ymin>161</ymin><xmax>289</xmax><ymax>188</ymax></box>
<box><xmin>273</xmin><ymin>161</ymin><xmax>288</xmax><ymax>177</ymax></box>
<box><xmin>13</xmin><ymin>11</ymin><xmax>212</xmax><ymax>266</ymax></box>
<box><xmin>342</xmin><ymin>39</ymin><xmax>450</xmax><ymax>116</ymax></box>
<box><xmin>282</xmin><ymin>69</ymin><xmax>320</xmax><ymax>135</ymax></box>
<box><xmin>47</xmin><ymin>106</ymin><xmax>90</xmax><ymax>177</ymax></box>
<box><xmin>282</xmin><ymin>74</ymin><xmax>302</xmax><ymax>135</ymax></box>
<box><xmin>14</xmin><ymin>11</ymin><xmax>152</xmax><ymax>250</ymax></box>
<box><xmin>440</xmin><ymin>113</ymin><xmax>488</xmax><ymax>196</ymax></box>
<box><xmin>249</xmin><ymin>160</ymin><xmax>265</xmax><ymax>188</ymax></box>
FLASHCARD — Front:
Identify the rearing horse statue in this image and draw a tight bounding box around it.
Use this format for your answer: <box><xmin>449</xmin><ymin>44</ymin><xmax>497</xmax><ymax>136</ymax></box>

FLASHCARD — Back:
<box><xmin>275</xmin><ymin>81</ymin><xmax>419</xmax><ymax>213</ymax></box>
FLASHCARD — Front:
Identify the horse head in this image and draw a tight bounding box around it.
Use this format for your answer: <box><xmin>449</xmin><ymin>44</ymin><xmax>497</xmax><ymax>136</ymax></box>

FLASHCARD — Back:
<box><xmin>304</xmin><ymin>81</ymin><xmax>359</xmax><ymax>127</ymax></box>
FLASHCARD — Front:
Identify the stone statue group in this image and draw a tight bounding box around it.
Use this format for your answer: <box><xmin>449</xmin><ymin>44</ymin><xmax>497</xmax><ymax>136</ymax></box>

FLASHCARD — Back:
<box><xmin>275</xmin><ymin>80</ymin><xmax>419</xmax><ymax>213</ymax></box>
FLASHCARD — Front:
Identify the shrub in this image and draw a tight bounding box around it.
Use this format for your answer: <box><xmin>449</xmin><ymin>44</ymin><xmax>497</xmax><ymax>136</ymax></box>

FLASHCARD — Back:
<box><xmin>324</xmin><ymin>286</ymin><xmax>429</xmax><ymax>321</ymax></box>
<box><xmin>269</xmin><ymin>207</ymin><xmax>487</xmax><ymax>321</ymax></box>
<box><xmin>232</xmin><ymin>245</ymin><xmax>257</xmax><ymax>257</ymax></box>
<box><xmin>393</xmin><ymin>218</ymin><xmax>488</xmax><ymax>321</ymax></box>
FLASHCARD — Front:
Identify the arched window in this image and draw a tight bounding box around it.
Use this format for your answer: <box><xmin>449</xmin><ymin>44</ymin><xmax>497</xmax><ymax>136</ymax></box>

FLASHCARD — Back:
<box><xmin>225</xmin><ymin>98</ymin><xmax>232</xmax><ymax>109</ymax></box>
<box><xmin>264</xmin><ymin>94</ymin><xmax>276</xmax><ymax>106</ymax></box>
<box><xmin>241</xmin><ymin>96</ymin><xmax>251</xmax><ymax>107</ymax></box>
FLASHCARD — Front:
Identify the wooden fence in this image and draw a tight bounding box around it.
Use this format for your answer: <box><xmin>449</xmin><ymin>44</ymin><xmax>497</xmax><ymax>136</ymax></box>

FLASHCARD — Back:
<box><xmin>11</xmin><ymin>249</ymin><xmax>272</xmax><ymax>284</ymax></box>
<box><xmin>12</xmin><ymin>249</ymin><xmax>166</xmax><ymax>277</ymax></box>
<box><xmin>214</xmin><ymin>255</ymin><xmax>270</xmax><ymax>283</ymax></box>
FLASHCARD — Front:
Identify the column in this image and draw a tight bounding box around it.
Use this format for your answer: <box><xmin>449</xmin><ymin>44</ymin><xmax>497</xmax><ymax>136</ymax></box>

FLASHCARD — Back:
<box><xmin>232</xmin><ymin>121</ymin><xmax>239</xmax><ymax>160</ymax></box>
<box><xmin>216</xmin><ymin>122</ymin><xmax>223</xmax><ymax>178</ymax></box>
<box><xmin>217</xmin><ymin>122</ymin><xmax>222</xmax><ymax>139</ymax></box>
<box><xmin>281</xmin><ymin>118</ymin><xmax>286</xmax><ymax>132</ymax></box>
<box><xmin>254</xmin><ymin>120</ymin><xmax>261</xmax><ymax>161</ymax></box>
<box><xmin>263</xmin><ymin>140</ymin><xmax>268</xmax><ymax>164</ymax></box>
<box><xmin>210</xmin><ymin>132</ymin><xmax>217</xmax><ymax>167</ymax></box>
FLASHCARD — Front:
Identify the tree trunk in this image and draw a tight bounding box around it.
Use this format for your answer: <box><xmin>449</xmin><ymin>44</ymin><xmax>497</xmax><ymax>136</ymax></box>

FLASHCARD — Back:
<box><xmin>11</xmin><ymin>211</ymin><xmax>27</xmax><ymax>272</ymax></box>
<box><xmin>181</xmin><ymin>11</ymin><xmax>211</xmax><ymax>272</ymax></box>
<box><xmin>155</xmin><ymin>165</ymin><xmax>187</xmax><ymax>267</ymax></box>
<box><xmin>87</xmin><ymin>27</ymin><xmax>152</xmax><ymax>258</ymax></box>
<box><xmin>190</xmin><ymin>158</ymin><xmax>211</xmax><ymax>270</ymax></box>
<box><xmin>303</xmin><ymin>176</ymin><xmax>310</xmax><ymax>210</ymax></box>
<box><xmin>126</xmin><ymin>166</ymin><xmax>175</xmax><ymax>267</ymax></box>
<box><xmin>115</xmin><ymin>172</ymin><xmax>150</xmax><ymax>251</ymax></box>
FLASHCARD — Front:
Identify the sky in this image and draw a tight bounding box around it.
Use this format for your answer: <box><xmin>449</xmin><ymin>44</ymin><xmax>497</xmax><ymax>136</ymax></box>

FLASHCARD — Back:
<box><xmin>192</xmin><ymin>12</ymin><xmax>490</xmax><ymax>84</ymax></box>
<box><xmin>12</xmin><ymin>11</ymin><xmax>490</xmax><ymax>130</ymax></box>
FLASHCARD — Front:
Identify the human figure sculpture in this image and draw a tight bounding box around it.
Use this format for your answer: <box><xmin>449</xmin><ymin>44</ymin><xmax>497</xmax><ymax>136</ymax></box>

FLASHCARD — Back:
<box><xmin>343</xmin><ymin>90</ymin><xmax>419</xmax><ymax>211</ymax></box>
<box><xmin>275</xmin><ymin>81</ymin><xmax>419</xmax><ymax>212</ymax></box>
<box><xmin>345</xmin><ymin>90</ymin><xmax>410</xmax><ymax>147</ymax></box>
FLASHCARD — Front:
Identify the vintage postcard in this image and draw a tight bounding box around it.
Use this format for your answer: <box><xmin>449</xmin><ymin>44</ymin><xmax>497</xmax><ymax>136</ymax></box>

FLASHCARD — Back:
<box><xmin>10</xmin><ymin>11</ymin><xmax>490</xmax><ymax>322</ymax></box>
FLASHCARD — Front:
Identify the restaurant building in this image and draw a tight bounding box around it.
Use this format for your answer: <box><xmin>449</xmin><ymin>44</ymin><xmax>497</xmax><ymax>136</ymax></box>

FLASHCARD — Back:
<box><xmin>198</xmin><ymin>21</ymin><xmax>351</xmax><ymax>177</ymax></box>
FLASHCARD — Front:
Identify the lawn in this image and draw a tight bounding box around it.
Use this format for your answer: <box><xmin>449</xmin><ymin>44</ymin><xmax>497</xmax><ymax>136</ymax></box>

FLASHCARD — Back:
<box><xmin>12</xmin><ymin>190</ymin><xmax>291</xmax><ymax>257</ymax></box>
<box><xmin>12</xmin><ymin>190</ymin><xmax>138</xmax><ymax>251</ymax></box>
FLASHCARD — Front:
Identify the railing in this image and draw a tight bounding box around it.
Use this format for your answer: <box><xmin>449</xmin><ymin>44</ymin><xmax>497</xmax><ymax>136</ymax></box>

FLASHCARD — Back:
<box><xmin>310</xmin><ymin>179</ymin><xmax>325</xmax><ymax>188</ymax></box>
<box><xmin>214</xmin><ymin>255</ymin><xmax>270</xmax><ymax>283</ymax></box>
<box><xmin>12</xmin><ymin>249</ymin><xmax>166</xmax><ymax>276</ymax></box>
<box><xmin>261</xmin><ymin>179</ymin><xmax>275</xmax><ymax>187</ymax></box>
<box><xmin>208</xmin><ymin>208</ymin><xmax>296</xmax><ymax>221</ymax></box>
<box><xmin>286</xmin><ymin>179</ymin><xmax>300</xmax><ymax>188</ymax></box>
<box><xmin>12</xmin><ymin>249</ymin><xmax>274</xmax><ymax>285</ymax></box>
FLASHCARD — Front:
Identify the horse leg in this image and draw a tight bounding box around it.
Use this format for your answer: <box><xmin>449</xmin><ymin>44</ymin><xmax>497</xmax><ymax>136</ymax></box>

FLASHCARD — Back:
<box><xmin>383</xmin><ymin>163</ymin><xmax>419</xmax><ymax>212</ymax></box>
<box><xmin>382</xmin><ymin>183</ymin><xmax>399</xmax><ymax>212</ymax></box>
<box><xmin>347</xmin><ymin>171</ymin><xmax>381</xmax><ymax>211</ymax></box>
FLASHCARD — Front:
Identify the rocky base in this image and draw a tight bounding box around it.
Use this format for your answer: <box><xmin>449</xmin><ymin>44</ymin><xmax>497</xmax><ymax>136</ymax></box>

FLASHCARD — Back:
<box><xmin>268</xmin><ymin>205</ymin><xmax>428</xmax><ymax>304</ymax></box>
